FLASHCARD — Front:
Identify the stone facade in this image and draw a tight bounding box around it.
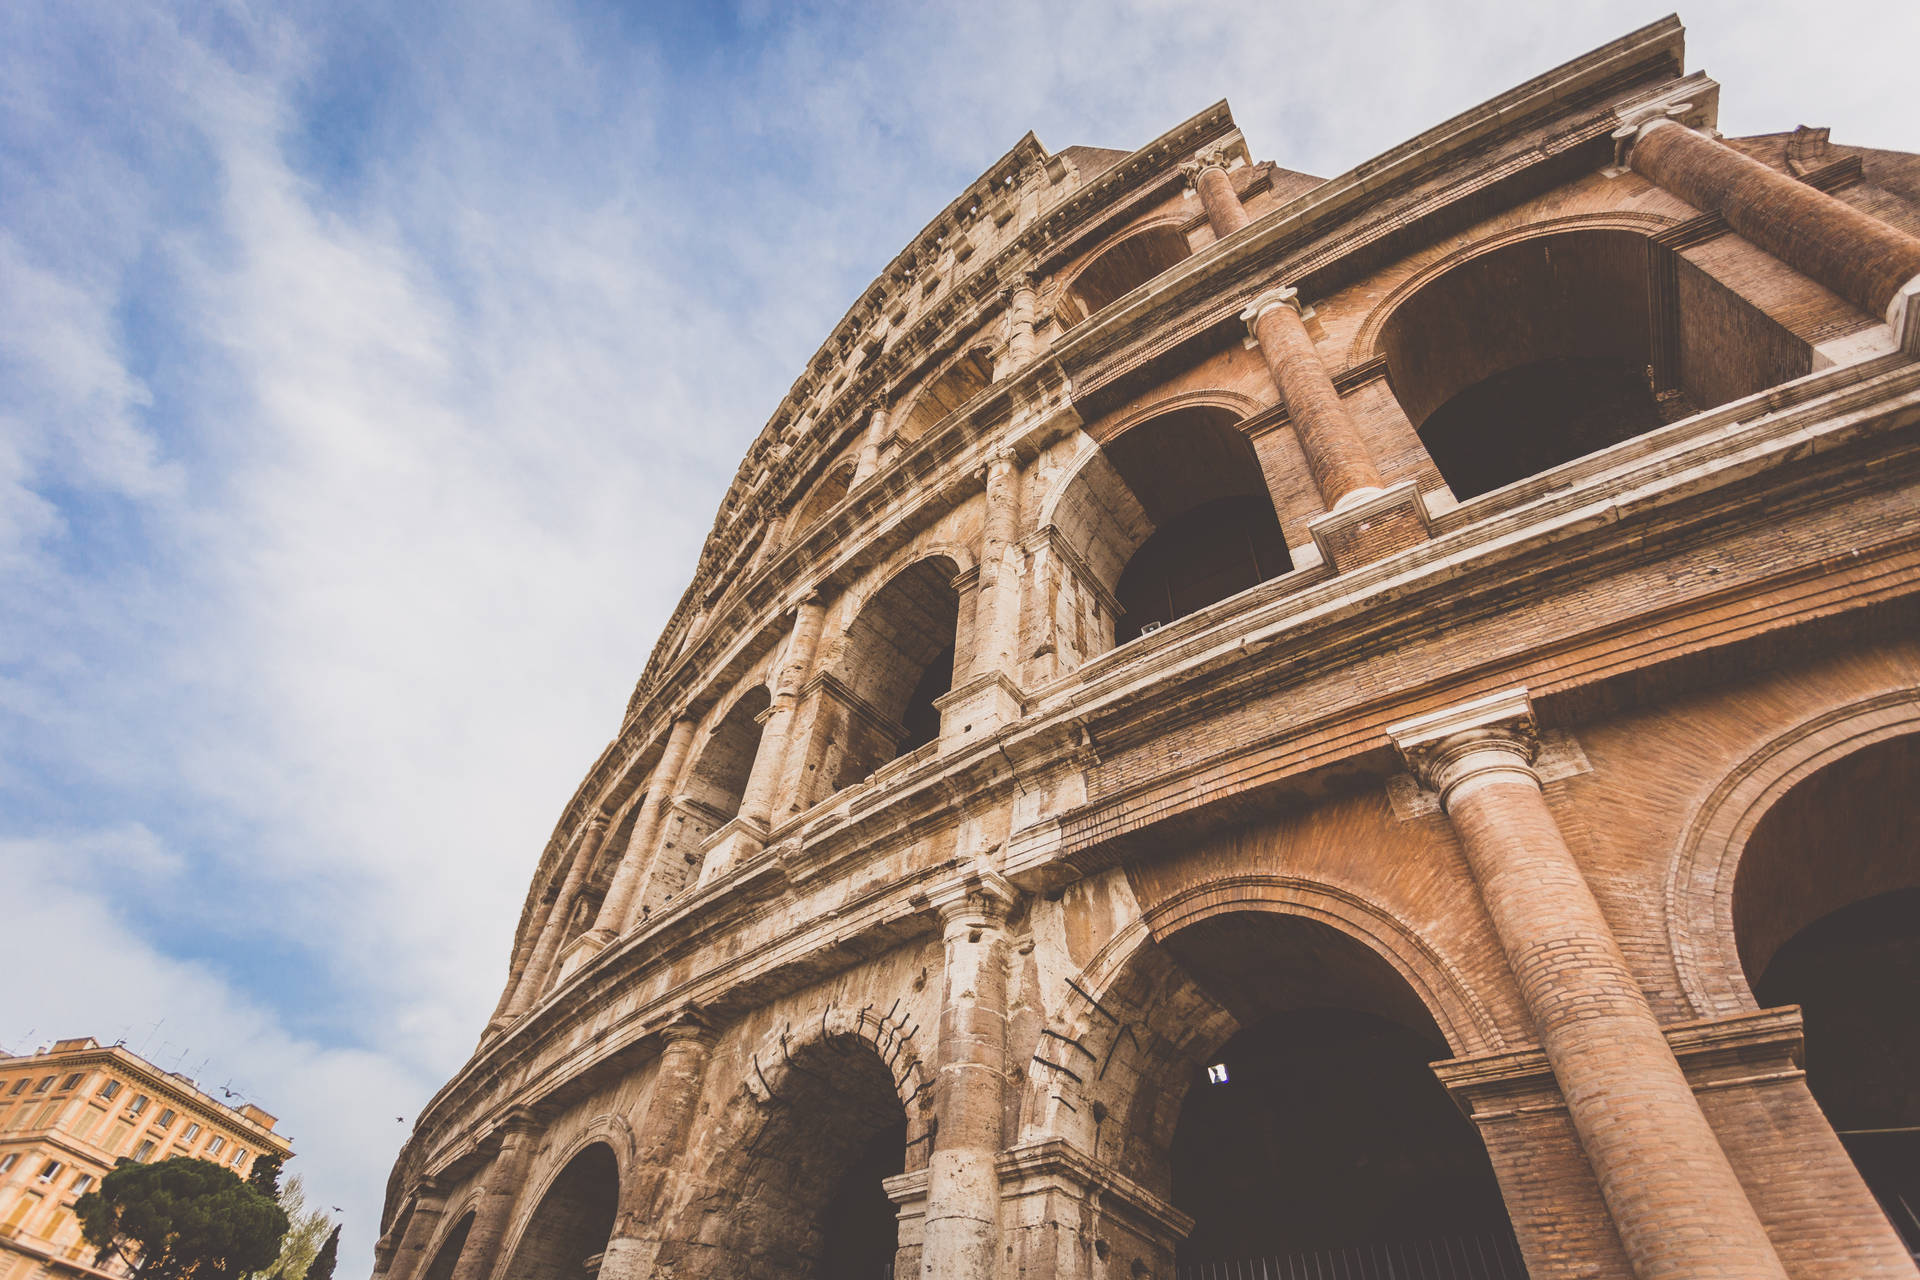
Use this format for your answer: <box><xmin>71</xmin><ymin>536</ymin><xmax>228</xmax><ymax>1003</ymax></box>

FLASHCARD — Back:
<box><xmin>377</xmin><ymin>17</ymin><xmax>1920</xmax><ymax>1280</ymax></box>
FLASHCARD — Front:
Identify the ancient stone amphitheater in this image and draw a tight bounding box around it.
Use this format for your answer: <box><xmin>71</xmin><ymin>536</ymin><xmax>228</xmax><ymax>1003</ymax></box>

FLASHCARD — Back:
<box><xmin>375</xmin><ymin>16</ymin><xmax>1920</xmax><ymax>1280</ymax></box>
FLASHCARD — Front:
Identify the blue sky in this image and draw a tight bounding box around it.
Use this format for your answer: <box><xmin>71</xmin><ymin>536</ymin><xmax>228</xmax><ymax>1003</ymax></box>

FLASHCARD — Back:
<box><xmin>4</xmin><ymin>0</ymin><xmax>1915</xmax><ymax>1268</ymax></box>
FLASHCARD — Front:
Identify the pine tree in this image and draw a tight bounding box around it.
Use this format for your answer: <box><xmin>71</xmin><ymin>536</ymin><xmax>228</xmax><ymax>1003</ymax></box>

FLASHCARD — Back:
<box><xmin>307</xmin><ymin>1226</ymin><xmax>339</xmax><ymax>1280</ymax></box>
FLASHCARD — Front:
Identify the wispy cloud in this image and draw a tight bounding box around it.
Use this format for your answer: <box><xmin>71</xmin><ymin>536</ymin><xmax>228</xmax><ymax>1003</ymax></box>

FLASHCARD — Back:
<box><xmin>3</xmin><ymin>0</ymin><xmax>1913</xmax><ymax>1266</ymax></box>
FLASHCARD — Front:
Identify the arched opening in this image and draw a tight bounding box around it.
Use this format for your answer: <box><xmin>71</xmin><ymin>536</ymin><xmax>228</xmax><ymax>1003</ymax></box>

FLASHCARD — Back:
<box><xmin>671</xmin><ymin>1035</ymin><xmax>910</xmax><ymax>1278</ymax></box>
<box><xmin>1736</xmin><ymin>734</ymin><xmax>1920</xmax><ymax>1253</ymax></box>
<box><xmin>824</xmin><ymin>558</ymin><xmax>960</xmax><ymax>790</ymax></box>
<box><xmin>419</xmin><ymin>1212</ymin><xmax>473</xmax><ymax>1280</ymax></box>
<box><xmin>1057</xmin><ymin>225</ymin><xmax>1193</xmax><ymax>328</ymax></box>
<box><xmin>1381</xmin><ymin>229</ymin><xmax>1809</xmax><ymax>500</ymax></box>
<box><xmin>656</xmin><ymin>686</ymin><xmax>773</xmax><ymax>867</ymax></box>
<box><xmin>790</xmin><ymin>461</ymin><xmax>856</xmax><ymax>538</ymax></box>
<box><xmin>898</xmin><ymin>349</ymin><xmax>994</xmax><ymax>442</ymax></box>
<box><xmin>1051</xmin><ymin>407</ymin><xmax>1290</xmax><ymax>653</ymax></box>
<box><xmin>500</xmin><ymin>1144</ymin><xmax>619</xmax><ymax>1280</ymax></box>
<box><xmin>1054</xmin><ymin>910</ymin><xmax>1521</xmax><ymax>1277</ymax></box>
<box><xmin>684</xmin><ymin>687</ymin><xmax>772</xmax><ymax>822</ymax></box>
<box><xmin>1161</xmin><ymin>913</ymin><xmax>1520</xmax><ymax>1274</ymax></box>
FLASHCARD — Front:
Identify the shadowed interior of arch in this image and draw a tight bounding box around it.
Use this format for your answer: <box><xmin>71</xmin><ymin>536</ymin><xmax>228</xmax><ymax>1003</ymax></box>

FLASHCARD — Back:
<box><xmin>418</xmin><ymin>1210</ymin><xmax>473</xmax><ymax>1280</ymax></box>
<box><xmin>1056</xmin><ymin>406</ymin><xmax>1290</xmax><ymax>650</ymax></box>
<box><xmin>1072</xmin><ymin>910</ymin><xmax>1520</xmax><ymax>1272</ymax></box>
<box><xmin>1056</xmin><ymin>224</ymin><xmax>1193</xmax><ymax>328</ymax></box>
<box><xmin>1736</xmin><ymin>733</ymin><xmax>1920</xmax><ymax>1252</ymax></box>
<box><xmin>500</xmin><ymin>1144</ymin><xmax>619</xmax><ymax>1280</ymax></box>
<box><xmin>664</xmin><ymin>1034</ymin><xmax>910</xmax><ymax>1279</ymax></box>
<box><xmin>1380</xmin><ymin>228</ymin><xmax>1811</xmax><ymax>500</ymax></box>
<box><xmin>823</xmin><ymin>558</ymin><xmax>960</xmax><ymax>793</ymax></box>
<box><xmin>897</xmin><ymin>349</ymin><xmax>995</xmax><ymax>443</ymax></box>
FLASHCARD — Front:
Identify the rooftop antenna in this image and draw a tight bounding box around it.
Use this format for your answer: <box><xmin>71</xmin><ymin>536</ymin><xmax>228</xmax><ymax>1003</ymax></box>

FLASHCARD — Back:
<box><xmin>137</xmin><ymin>1018</ymin><xmax>165</xmax><ymax>1056</ymax></box>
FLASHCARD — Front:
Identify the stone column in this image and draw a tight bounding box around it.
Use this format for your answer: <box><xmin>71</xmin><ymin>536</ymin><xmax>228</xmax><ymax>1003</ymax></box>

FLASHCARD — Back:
<box><xmin>584</xmin><ymin>716</ymin><xmax>699</xmax><ymax>943</ymax></box>
<box><xmin>971</xmin><ymin>448</ymin><xmax>1024</xmax><ymax>683</ymax></box>
<box><xmin>499</xmin><ymin>813</ymin><xmax>609</xmax><ymax>1022</ymax></box>
<box><xmin>1002</xmin><ymin>274</ymin><xmax>1039</xmax><ymax>374</ymax></box>
<box><xmin>1627</xmin><ymin>116</ymin><xmax>1920</xmax><ymax>327</ymax></box>
<box><xmin>1390</xmin><ymin>690</ymin><xmax>1789</xmax><ymax>1280</ymax></box>
<box><xmin>921</xmin><ymin>874</ymin><xmax>1018</xmax><ymax>1280</ymax></box>
<box><xmin>378</xmin><ymin>1181</ymin><xmax>446</xmax><ymax>1280</ymax></box>
<box><xmin>595</xmin><ymin>1011</ymin><xmax>717</xmax><ymax>1280</ymax></box>
<box><xmin>854</xmin><ymin>405</ymin><xmax>891</xmax><ymax>485</ymax></box>
<box><xmin>736</xmin><ymin>593</ymin><xmax>828</xmax><ymax>830</ymax></box>
<box><xmin>447</xmin><ymin>1110</ymin><xmax>543</xmax><ymax>1280</ymax></box>
<box><xmin>1182</xmin><ymin>146</ymin><xmax>1249</xmax><ymax>239</ymax></box>
<box><xmin>1243</xmin><ymin>287</ymin><xmax>1384</xmax><ymax>512</ymax></box>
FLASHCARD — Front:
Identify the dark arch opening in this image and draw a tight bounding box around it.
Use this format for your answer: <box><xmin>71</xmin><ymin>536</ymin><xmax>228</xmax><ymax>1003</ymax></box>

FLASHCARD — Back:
<box><xmin>827</xmin><ymin>558</ymin><xmax>960</xmax><ymax>791</ymax></box>
<box><xmin>1381</xmin><ymin>228</ymin><xmax>1809</xmax><ymax>500</ymax></box>
<box><xmin>898</xmin><ymin>349</ymin><xmax>994</xmax><ymax>442</ymax></box>
<box><xmin>1103</xmin><ymin>408</ymin><xmax>1289</xmax><ymax>644</ymax></box>
<box><xmin>500</xmin><ymin>1144</ymin><xmax>619</xmax><ymax>1280</ymax></box>
<box><xmin>790</xmin><ymin>461</ymin><xmax>856</xmax><ymax>539</ymax></box>
<box><xmin>419</xmin><ymin>1211</ymin><xmax>473</xmax><ymax>1280</ymax></box>
<box><xmin>685</xmin><ymin>1035</ymin><xmax>910</xmax><ymax>1278</ymax></box>
<box><xmin>683</xmin><ymin>686</ymin><xmax>773</xmax><ymax>823</ymax></box>
<box><xmin>1160</xmin><ymin>911</ymin><xmax>1520</xmax><ymax>1274</ymax></box>
<box><xmin>1737</xmin><ymin>734</ymin><xmax>1920</xmax><ymax>1252</ymax></box>
<box><xmin>1060</xmin><ymin>225</ymin><xmax>1193</xmax><ymax>327</ymax></box>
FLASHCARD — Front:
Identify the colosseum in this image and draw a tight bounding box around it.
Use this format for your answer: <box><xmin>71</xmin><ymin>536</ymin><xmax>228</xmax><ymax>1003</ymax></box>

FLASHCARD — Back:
<box><xmin>374</xmin><ymin>16</ymin><xmax>1920</xmax><ymax>1280</ymax></box>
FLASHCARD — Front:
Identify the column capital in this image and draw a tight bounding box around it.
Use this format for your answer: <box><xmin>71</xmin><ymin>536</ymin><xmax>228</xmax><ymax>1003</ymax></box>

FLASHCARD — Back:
<box><xmin>1179</xmin><ymin>143</ymin><xmax>1237</xmax><ymax>187</ymax></box>
<box><xmin>1387</xmin><ymin>687</ymin><xmax>1541</xmax><ymax>808</ymax></box>
<box><xmin>490</xmin><ymin>1103</ymin><xmax>549</xmax><ymax>1143</ymax></box>
<box><xmin>1608</xmin><ymin>99</ymin><xmax>1696</xmax><ymax>168</ymax></box>
<box><xmin>929</xmin><ymin>870</ymin><xmax>1019</xmax><ymax>931</ymax></box>
<box><xmin>655</xmin><ymin>1004</ymin><xmax>716</xmax><ymax>1048</ymax></box>
<box><xmin>583</xmin><ymin>811</ymin><xmax>612</xmax><ymax>834</ymax></box>
<box><xmin>1240</xmin><ymin>285</ymin><xmax>1312</xmax><ymax>337</ymax></box>
<box><xmin>983</xmin><ymin>445</ymin><xmax>1019</xmax><ymax>481</ymax></box>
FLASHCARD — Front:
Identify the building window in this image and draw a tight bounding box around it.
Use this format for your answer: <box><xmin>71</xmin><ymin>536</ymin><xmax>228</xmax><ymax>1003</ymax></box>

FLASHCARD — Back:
<box><xmin>155</xmin><ymin>1109</ymin><xmax>176</xmax><ymax>1129</ymax></box>
<box><xmin>8</xmin><ymin>1079</ymin><xmax>28</xmax><ymax>1096</ymax></box>
<box><xmin>58</xmin><ymin>1074</ymin><xmax>82</xmax><ymax>1091</ymax></box>
<box><xmin>38</xmin><ymin>1160</ymin><xmax>62</xmax><ymax>1183</ymax></box>
<box><xmin>182</xmin><ymin>1123</ymin><xmax>200</xmax><ymax>1142</ymax></box>
<box><xmin>33</xmin><ymin>1076</ymin><xmax>54</xmax><ymax>1094</ymax></box>
<box><xmin>132</xmin><ymin>1140</ymin><xmax>155</xmax><ymax>1162</ymax></box>
<box><xmin>69</xmin><ymin>1174</ymin><xmax>93</xmax><ymax>1195</ymax></box>
<box><xmin>205</xmin><ymin>1136</ymin><xmax>225</xmax><ymax>1157</ymax></box>
<box><xmin>229</xmin><ymin>1148</ymin><xmax>247</xmax><ymax>1167</ymax></box>
<box><xmin>0</xmin><ymin>1154</ymin><xmax>17</xmax><ymax>1173</ymax></box>
<box><xmin>127</xmin><ymin>1094</ymin><xmax>149</xmax><ymax>1116</ymax></box>
<box><xmin>98</xmin><ymin>1080</ymin><xmax>122</xmax><ymax>1101</ymax></box>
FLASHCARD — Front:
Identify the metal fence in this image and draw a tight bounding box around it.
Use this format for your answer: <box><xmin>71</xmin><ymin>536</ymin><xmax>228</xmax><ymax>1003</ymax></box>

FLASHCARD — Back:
<box><xmin>1176</xmin><ymin>1230</ymin><xmax>1529</xmax><ymax>1280</ymax></box>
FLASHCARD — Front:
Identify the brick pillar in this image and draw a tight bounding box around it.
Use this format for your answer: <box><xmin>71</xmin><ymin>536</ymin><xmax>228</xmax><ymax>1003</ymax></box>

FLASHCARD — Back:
<box><xmin>447</xmin><ymin>1111</ymin><xmax>542</xmax><ymax>1280</ymax></box>
<box><xmin>498</xmin><ymin>813</ymin><xmax>609</xmax><ymax>1022</ymax></box>
<box><xmin>1242</xmin><ymin>288</ymin><xmax>1384</xmax><ymax>512</ymax></box>
<box><xmin>597</xmin><ymin>1010</ymin><xmax>716</xmax><ymax>1280</ymax></box>
<box><xmin>1391</xmin><ymin>690</ymin><xmax>1789</xmax><ymax>1280</ymax></box>
<box><xmin>736</xmin><ymin>593</ymin><xmax>828</xmax><ymax>829</ymax></box>
<box><xmin>921</xmin><ymin>874</ymin><xmax>1018</xmax><ymax>1280</ymax></box>
<box><xmin>1002</xmin><ymin>275</ymin><xmax>1040</xmax><ymax>374</ymax></box>
<box><xmin>585</xmin><ymin>716</ymin><xmax>698</xmax><ymax>942</ymax></box>
<box><xmin>970</xmin><ymin>448</ymin><xmax>1024</xmax><ymax>683</ymax></box>
<box><xmin>854</xmin><ymin>404</ymin><xmax>891</xmax><ymax>485</ymax></box>
<box><xmin>378</xmin><ymin>1182</ymin><xmax>446</xmax><ymax>1280</ymax></box>
<box><xmin>1181</xmin><ymin>146</ymin><xmax>1249</xmax><ymax>239</ymax></box>
<box><xmin>1628</xmin><ymin>118</ymin><xmax>1920</xmax><ymax>323</ymax></box>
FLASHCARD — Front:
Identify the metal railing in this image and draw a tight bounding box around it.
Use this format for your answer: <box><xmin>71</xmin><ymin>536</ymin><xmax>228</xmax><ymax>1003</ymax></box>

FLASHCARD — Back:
<box><xmin>1177</xmin><ymin>1230</ymin><xmax>1529</xmax><ymax>1280</ymax></box>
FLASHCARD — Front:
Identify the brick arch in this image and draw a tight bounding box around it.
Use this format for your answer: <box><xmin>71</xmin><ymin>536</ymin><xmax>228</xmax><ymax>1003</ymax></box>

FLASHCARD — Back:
<box><xmin>495</xmin><ymin>1131</ymin><xmax>628</xmax><ymax>1280</ymax></box>
<box><xmin>417</xmin><ymin>1206</ymin><xmax>476</xmax><ymax>1280</ymax></box>
<box><xmin>1054</xmin><ymin>214</ymin><xmax>1195</xmax><ymax>328</ymax></box>
<box><xmin>1345</xmin><ymin>211</ymin><xmax>1683</xmax><ymax>367</ymax></box>
<box><xmin>1021</xmin><ymin>875</ymin><xmax>1507</xmax><ymax>1185</ymax></box>
<box><xmin>653</xmin><ymin>1008</ymin><xmax>928</xmax><ymax>1278</ymax></box>
<box><xmin>1666</xmin><ymin>688</ymin><xmax>1920</xmax><ymax>1019</ymax></box>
